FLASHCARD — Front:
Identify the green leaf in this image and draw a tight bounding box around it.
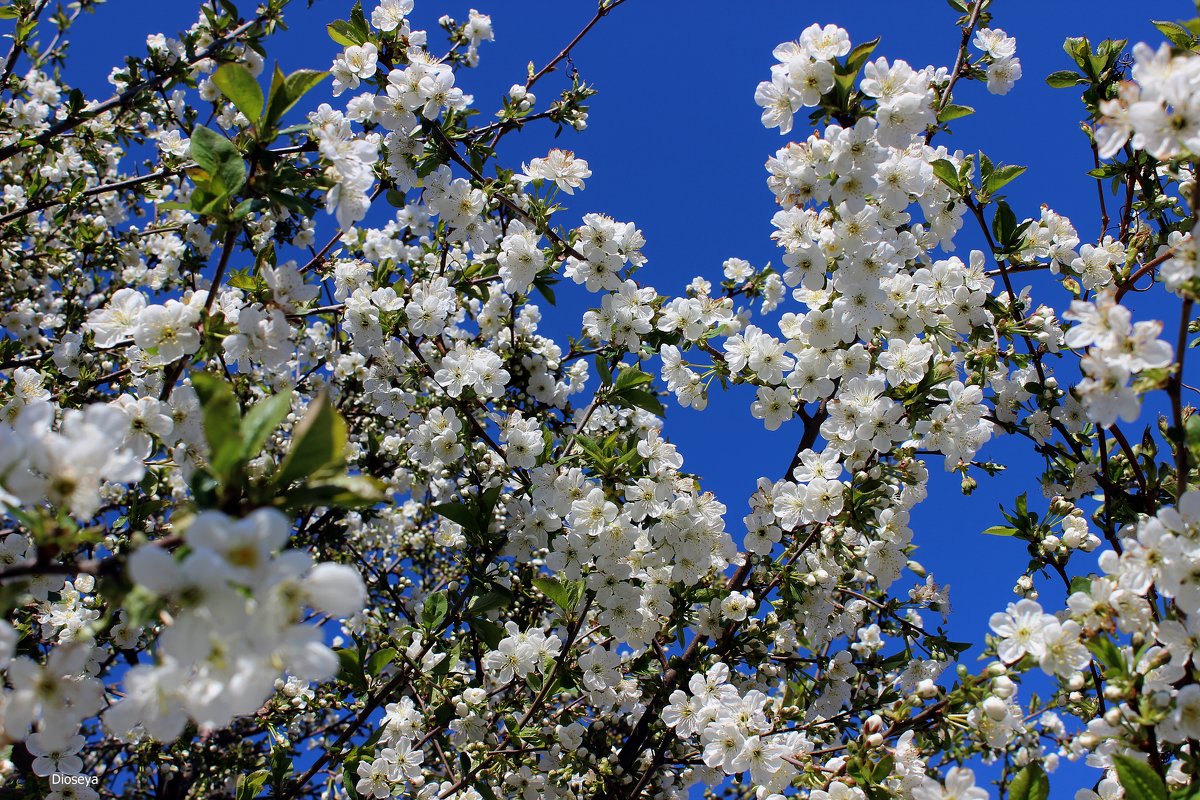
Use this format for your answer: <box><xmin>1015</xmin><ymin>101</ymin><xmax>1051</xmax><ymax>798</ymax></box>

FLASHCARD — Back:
<box><xmin>327</xmin><ymin>20</ymin><xmax>365</xmax><ymax>46</ymax></box>
<box><xmin>348</xmin><ymin>0</ymin><xmax>370</xmax><ymax>40</ymax></box>
<box><xmin>240</xmin><ymin>390</ymin><xmax>292</xmax><ymax>462</ymax></box>
<box><xmin>1009</xmin><ymin>763</ymin><xmax>1050</xmax><ymax>800</ymax></box>
<box><xmin>189</xmin><ymin>126</ymin><xmax>246</xmax><ymax>197</ymax></box>
<box><xmin>422</xmin><ymin>591</ymin><xmax>449</xmax><ymax>630</ymax></box>
<box><xmin>213</xmin><ymin>63</ymin><xmax>264</xmax><ymax>122</ymax></box>
<box><xmin>263</xmin><ymin>66</ymin><xmax>329</xmax><ymax>127</ymax></box>
<box><xmin>470</xmin><ymin>617</ymin><xmax>505</xmax><ymax>649</ymax></box>
<box><xmin>533</xmin><ymin>576</ymin><xmax>586</xmax><ymax>612</ymax></box>
<box><xmin>343</xmin><ymin>764</ymin><xmax>363</xmax><ymax>800</ymax></box>
<box><xmin>595</xmin><ymin>355</ymin><xmax>612</xmax><ymax>385</ymax></box>
<box><xmin>931</xmin><ymin>158</ymin><xmax>961</xmax><ymax>193</ymax></box>
<box><xmin>335</xmin><ymin>647</ymin><xmax>366</xmax><ymax>692</ymax></box>
<box><xmin>367</xmin><ymin>647</ymin><xmax>397</xmax><ymax>677</ymax></box>
<box><xmin>613</xmin><ymin>367</ymin><xmax>653</xmax><ymax>392</ymax></box>
<box><xmin>615</xmin><ymin>388</ymin><xmax>665</xmax><ymax>416</ymax></box>
<box><xmin>1153</xmin><ymin>20</ymin><xmax>1195</xmax><ymax>49</ymax></box>
<box><xmin>984</xmin><ymin>165</ymin><xmax>1027</xmax><ymax>196</ymax></box>
<box><xmin>191</xmin><ymin>372</ymin><xmax>243</xmax><ymax>481</ymax></box>
<box><xmin>1064</xmin><ymin>36</ymin><xmax>1092</xmax><ymax>71</ymax></box>
<box><xmin>281</xmin><ymin>474</ymin><xmax>386</xmax><ymax>510</ymax></box>
<box><xmin>432</xmin><ymin>501</ymin><xmax>478</xmax><ymax>531</ymax></box>
<box><xmin>273</xmin><ymin>392</ymin><xmax>346</xmax><ymax>487</ymax></box>
<box><xmin>1069</xmin><ymin>575</ymin><xmax>1092</xmax><ymax>595</ymax></box>
<box><xmin>992</xmin><ymin>200</ymin><xmax>1018</xmax><ymax>250</ymax></box>
<box><xmin>1046</xmin><ymin>69</ymin><xmax>1086</xmax><ymax>88</ymax></box>
<box><xmin>981</xmin><ymin>525</ymin><xmax>1018</xmax><ymax>536</ymax></box>
<box><xmin>842</xmin><ymin>36</ymin><xmax>880</xmax><ymax>75</ymax></box>
<box><xmin>470</xmin><ymin>587</ymin><xmax>514</xmax><ymax>615</ymax></box>
<box><xmin>1087</xmin><ymin>635</ymin><xmax>1127</xmax><ymax>677</ymax></box>
<box><xmin>236</xmin><ymin>770</ymin><xmax>270</xmax><ymax>800</ymax></box>
<box><xmin>937</xmin><ymin>103</ymin><xmax>974</xmax><ymax>122</ymax></box>
<box><xmin>1113</xmin><ymin>755</ymin><xmax>1167</xmax><ymax>800</ymax></box>
<box><xmin>1187</xmin><ymin>414</ymin><xmax>1200</xmax><ymax>453</ymax></box>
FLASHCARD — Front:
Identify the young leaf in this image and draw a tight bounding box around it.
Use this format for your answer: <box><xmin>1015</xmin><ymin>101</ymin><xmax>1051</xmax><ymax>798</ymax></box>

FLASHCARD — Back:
<box><xmin>937</xmin><ymin>103</ymin><xmax>974</xmax><ymax>122</ymax></box>
<box><xmin>273</xmin><ymin>392</ymin><xmax>347</xmax><ymax>486</ymax></box>
<box><xmin>1152</xmin><ymin>20</ymin><xmax>1195</xmax><ymax>49</ymax></box>
<box><xmin>613</xmin><ymin>366</ymin><xmax>653</xmax><ymax>392</ymax></box>
<box><xmin>984</xmin><ymin>165</ymin><xmax>1027</xmax><ymax>196</ymax></box>
<box><xmin>190</xmin><ymin>126</ymin><xmax>246</xmax><ymax>197</ymax></box>
<box><xmin>367</xmin><ymin>647</ymin><xmax>397</xmax><ymax>677</ymax></box>
<box><xmin>1045</xmin><ymin>70</ymin><xmax>1085</xmax><ymax>89</ymax></box>
<box><xmin>1112</xmin><ymin>755</ymin><xmax>1167</xmax><ymax>800</ymax></box>
<box><xmin>533</xmin><ymin>576</ymin><xmax>586</xmax><ymax>612</ymax></box>
<box><xmin>327</xmin><ymin>20</ymin><xmax>366</xmax><ymax>47</ymax></box>
<box><xmin>422</xmin><ymin>591</ymin><xmax>449</xmax><ymax>630</ymax></box>
<box><xmin>213</xmin><ymin>63</ymin><xmax>264</xmax><ymax>122</ymax></box>
<box><xmin>236</xmin><ymin>770</ymin><xmax>270</xmax><ymax>800</ymax></box>
<box><xmin>191</xmin><ymin>372</ymin><xmax>243</xmax><ymax>481</ymax></box>
<box><xmin>616</xmin><ymin>388</ymin><xmax>665</xmax><ymax>416</ymax></box>
<box><xmin>1009</xmin><ymin>763</ymin><xmax>1050</xmax><ymax>800</ymax></box>
<box><xmin>432</xmin><ymin>501</ymin><xmax>479</xmax><ymax>532</ymax></box>
<box><xmin>931</xmin><ymin>159</ymin><xmax>961</xmax><ymax>193</ymax></box>
<box><xmin>992</xmin><ymin>200</ymin><xmax>1017</xmax><ymax>250</ymax></box>
<box><xmin>240</xmin><ymin>389</ymin><xmax>292</xmax><ymax>462</ymax></box>
<box><xmin>263</xmin><ymin>67</ymin><xmax>329</xmax><ymax>127</ymax></box>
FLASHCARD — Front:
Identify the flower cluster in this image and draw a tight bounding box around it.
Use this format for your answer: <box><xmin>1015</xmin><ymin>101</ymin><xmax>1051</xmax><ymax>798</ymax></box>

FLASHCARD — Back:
<box><xmin>2</xmin><ymin>0</ymin><xmax>1200</xmax><ymax>798</ymax></box>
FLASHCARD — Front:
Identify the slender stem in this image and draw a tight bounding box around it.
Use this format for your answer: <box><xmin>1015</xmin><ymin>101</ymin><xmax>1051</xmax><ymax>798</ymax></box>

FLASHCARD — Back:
<box><xmin>924</xmin><ymin>0</ymin><xmax>985</xmax><ymax>143</ymax></box>
<box><xmin>1172</xmin><ymin>299</ymin><xmax>1194</xmax><ymax>497</ymax></box>
<box><xmin>0</xmin><ymin>0</ymin><xmax>50</xmax><ymax>93</ymax></box>
<box><xmin>159</xmin><ymin>226</ymin><xmax>238</xmax><ymax>401</ymax></box>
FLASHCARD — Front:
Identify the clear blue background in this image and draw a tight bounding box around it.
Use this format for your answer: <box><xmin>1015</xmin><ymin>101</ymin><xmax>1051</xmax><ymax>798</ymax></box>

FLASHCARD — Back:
<box><xmin>58</xmin><ymin>0</ymin><xmax>1189</xmax><ymax>795</ymax></box>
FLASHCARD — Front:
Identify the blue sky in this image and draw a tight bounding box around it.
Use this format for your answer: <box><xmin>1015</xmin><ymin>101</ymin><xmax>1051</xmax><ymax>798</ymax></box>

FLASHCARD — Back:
<box><xmin>59</xmin><ymin>0</ymin><xmax>1191</xmax><ymax>795</ymax></box>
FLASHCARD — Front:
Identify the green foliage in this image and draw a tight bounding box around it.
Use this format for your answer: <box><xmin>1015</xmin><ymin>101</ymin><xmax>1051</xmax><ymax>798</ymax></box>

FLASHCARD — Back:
<box><xmin>609</xmin><ymin>365</ymin><xmax>665</xmax><ymax>415</ymax></box>
<box><xmin>931</xmin><ymin>158</ymin><xmax>961</xmax><ymax>194</ymax></box>
<box><xmin>1009</xmin><ymin>763</ymin><xmax>1050</xmax><ymax>800</ymax></box>
<box><xmin>327</xmin><ymin>1</ymin><xmax>371</xmax><ymax>46</ymax></box>
<box><xmin>213</xmin><ymin>63</ymin><xmax>265</xmax><ymax>122</ymax></box>
<box><xmin>1113</xmin><ymin>754</ymin><xmax>1168</xmax><ymax>800</ymax></box>
<box><xmin>274</xmin><ymin>392</ymin><xmax>347</xmax><ymax>487</ymax></box>
<box><xmin>189</xmin><ymin>375</ymin><xmax>384</xmax><ymax>513</ymax></box>
<box><xmin>532</xmin><ymin>576</ymin><xmax>586</xmax><ymax>612</ymax></box>
<box><xmin>422</xmin><ymin>591</ymin><xmax>450</xmax><ymax>630</ymax></box>
<box><xmin>236</xmin><ymin>770</ymin><xmax>270</xmax><ymax>800</ymax></box>
<box><xmin>264</xmin><ymin>65</ymin><xmax>330</xmax><ymax>131</ymax></box>
<box><xmin>190</xmin><ymin>126</ymin><xmax>246</xmax><ymax>198</ymax></box>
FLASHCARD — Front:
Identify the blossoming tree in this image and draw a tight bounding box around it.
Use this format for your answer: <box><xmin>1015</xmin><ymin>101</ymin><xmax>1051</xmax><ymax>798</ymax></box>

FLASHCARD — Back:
<box><xmin>0</xmin><ymin>0</ymin><xmax>1199</xmax><ymax>799</ymax></box>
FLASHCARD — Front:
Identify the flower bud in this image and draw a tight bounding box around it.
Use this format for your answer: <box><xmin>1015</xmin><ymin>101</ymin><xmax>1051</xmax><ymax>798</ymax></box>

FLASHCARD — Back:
<box><xmin>991</xmin><ymin>676</ymin><xmax>1016</xmax><ymax>699</ymax></box>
